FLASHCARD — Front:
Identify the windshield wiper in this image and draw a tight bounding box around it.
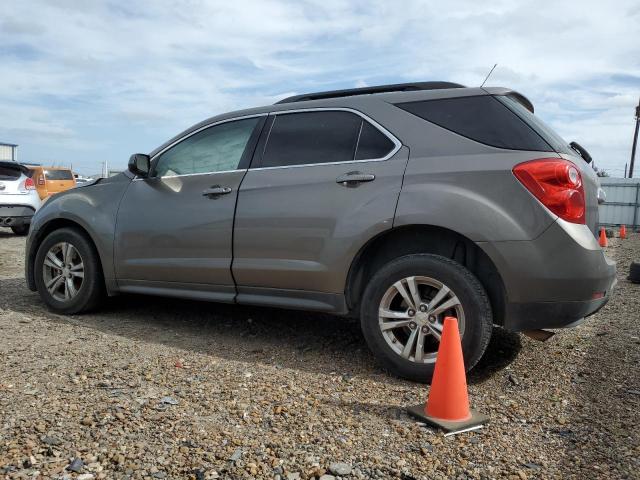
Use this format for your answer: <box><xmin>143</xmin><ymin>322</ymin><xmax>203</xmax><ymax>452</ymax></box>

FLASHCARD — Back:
<box><xmin>569</xmin><ymin>141</ymin><xmax>592</xmax><ymax>164</ymax></box>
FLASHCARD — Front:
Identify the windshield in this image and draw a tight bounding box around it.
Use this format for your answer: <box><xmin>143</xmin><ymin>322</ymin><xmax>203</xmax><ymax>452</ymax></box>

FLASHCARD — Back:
<box><xmin>496</xmin><ymin>95</ymin><xmax>574</xmax><ymax>156</ymax></box>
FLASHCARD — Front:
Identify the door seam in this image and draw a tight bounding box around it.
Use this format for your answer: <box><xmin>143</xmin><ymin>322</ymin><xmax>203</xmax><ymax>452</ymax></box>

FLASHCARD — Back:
<box><xmin>230</xmin><ymin>118</ymin><xmax>270</xmax><ymax>303</ymax></box>
<box><xmin>391</xmin><ymin>145</ymin><xmax>411</xmax><ymax>228</ymax></box>
<box><xmin>111</xmin><ymin>176</ymin><xmax>135</xmax><ymax>290</ymax></box>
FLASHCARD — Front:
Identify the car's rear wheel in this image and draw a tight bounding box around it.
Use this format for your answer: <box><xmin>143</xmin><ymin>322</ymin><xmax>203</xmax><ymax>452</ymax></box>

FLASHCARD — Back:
<box><xmin>34</xmin><ymin>228</ymin><xmax>104</xmax><ymax>314</ymax></box>
<box><xmin>360</xmin><ymin>254</ymin><xmax>492</xmax><ymax>382</ymax></box>
<box><xmin>11</xmin><ymin>225</ymin><xmax>29</xmax><ymax>236</ymax></box>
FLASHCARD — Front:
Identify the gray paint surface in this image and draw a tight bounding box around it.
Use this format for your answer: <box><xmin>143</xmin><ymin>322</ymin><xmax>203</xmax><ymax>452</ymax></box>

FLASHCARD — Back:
<box><xmin>25</xmin><ymin>86</ymin><xmax>617</xmax><ymax>331</ymax></box>
<box><xmin>233</xmin><ymin>147</ymin><xmax>409</xmax><ymax>292</ymax></box>
<box><xmin>114</xmin><ymin>170</ymin><xmax>245</xmax><ymax>288</ymax></box>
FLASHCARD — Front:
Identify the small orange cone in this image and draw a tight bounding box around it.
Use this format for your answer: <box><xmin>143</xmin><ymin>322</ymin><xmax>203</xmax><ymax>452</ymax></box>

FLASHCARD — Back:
<box><xmin>620</xmin><ymin>225</ymin><xmax>627</xmax><ymax>239</ymax></box>
<box><xmin>407</xmin><ymin>317</ymin><xmax>488</xmax><ymax>433</ymax></box>
<box><xmin>599</xmin><ymin>227</ymin><xmax>608</xmax><ymax>247</ymax></box>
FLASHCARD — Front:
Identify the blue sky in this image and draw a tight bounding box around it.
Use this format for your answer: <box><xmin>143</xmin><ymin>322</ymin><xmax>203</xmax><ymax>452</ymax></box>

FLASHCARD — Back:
<box><xmin>1</xmin><ymin>0</ymin><xmax>639</xmax><ymax>176</ymax></box>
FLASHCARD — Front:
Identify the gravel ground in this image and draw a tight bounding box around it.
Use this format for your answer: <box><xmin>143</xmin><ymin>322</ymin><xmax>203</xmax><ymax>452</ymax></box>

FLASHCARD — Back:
<box><xmin>0</xmin><ymin>228</ymin><xmax>638</xmax><ymax>480</ymax></box>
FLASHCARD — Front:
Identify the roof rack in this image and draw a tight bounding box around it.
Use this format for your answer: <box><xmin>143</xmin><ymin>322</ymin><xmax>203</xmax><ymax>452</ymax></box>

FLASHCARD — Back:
<box><xmin>275</xmin><ymin>81</ymin><xmax>465</xmax><ymax>104</ymax></box>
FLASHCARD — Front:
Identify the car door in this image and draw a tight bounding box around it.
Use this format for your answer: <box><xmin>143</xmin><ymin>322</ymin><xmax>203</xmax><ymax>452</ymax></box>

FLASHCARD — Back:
<box><xmin>233</xmin><ymin>108</ymin><xmax>409</xmax><ymax>308</ymax></box>
<box><xmin>114</xmin><ymin>115</ymin><xmax>265</xmax><ymax>300</ymax></box>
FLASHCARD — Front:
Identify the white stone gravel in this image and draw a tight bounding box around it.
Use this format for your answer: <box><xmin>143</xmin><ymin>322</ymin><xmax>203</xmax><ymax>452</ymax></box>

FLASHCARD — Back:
<box><xmin>0</xmin><ymin>227</ymin><xmax>638</xmax><ymax>479</ymax></box>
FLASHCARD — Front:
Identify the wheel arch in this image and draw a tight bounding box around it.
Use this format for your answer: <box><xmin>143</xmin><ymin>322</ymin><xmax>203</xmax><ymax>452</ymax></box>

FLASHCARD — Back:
<box><xmin>27</xmin><ymin>218</ymin><xmax>109</xmax><ymax>293</ymax></box>
<box><xmin>345</xmin><ymin>224</ymin><xmax>506</xmax><ymax>324</ymax></box>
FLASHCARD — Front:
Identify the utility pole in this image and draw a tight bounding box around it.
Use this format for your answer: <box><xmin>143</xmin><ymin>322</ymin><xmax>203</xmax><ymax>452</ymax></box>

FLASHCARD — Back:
<box><xmin>629</xmin><ymin>97</ymin><xmax>640</xmax><ymax>178</ymax></box>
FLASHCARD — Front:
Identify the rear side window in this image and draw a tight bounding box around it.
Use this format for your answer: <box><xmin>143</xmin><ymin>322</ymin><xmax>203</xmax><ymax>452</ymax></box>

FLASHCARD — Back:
<box><xmin>260</xmin><ymin>111</ymin><xmax>395</xmax><ymax>168</ymax></box>
<box><xmin>45</xmin><ymin>169</ymin><xmax>74</xmax><ymax>180</ymax></box>
<box><xmin>355</xmin><ymin>121</ymin><xmax>395</xmax><ymax>160</ymax></box>
<box><xmin>396</xmin><ymin>96</ymin><xmax>553</xmax><ymax>152</ymax></box>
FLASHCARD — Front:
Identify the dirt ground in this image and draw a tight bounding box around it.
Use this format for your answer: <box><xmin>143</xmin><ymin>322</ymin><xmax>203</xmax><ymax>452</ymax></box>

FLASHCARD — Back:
<box><xmin>0</xmin><ymin>228</ymin><xmax>638</xmax><ymax>480</ymax></box>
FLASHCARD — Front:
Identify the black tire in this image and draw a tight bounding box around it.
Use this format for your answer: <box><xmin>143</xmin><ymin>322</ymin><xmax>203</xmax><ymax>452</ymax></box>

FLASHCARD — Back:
<box><xmin>360</xmin><ymin>254</ymin><xmax>493</xmax><ymax>383</ymax></box>
<box><xmin>34</xmin><ymin>227</ymin><xmax>104</xmax><ymax>314</ymax></box>
<box><xmin>11</xmin><ymin>225</ymin><xmax>29</xmax><ymax>236</ymax></box>
<box><xmin>629</xmin><ymin>262</ymin><xmax>640</xmax><ymax>284</ymax></box>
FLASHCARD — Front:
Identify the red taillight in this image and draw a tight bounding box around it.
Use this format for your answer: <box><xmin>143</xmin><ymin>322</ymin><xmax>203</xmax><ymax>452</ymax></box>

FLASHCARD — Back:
<box><xmin>23</xmin><ymin>178</ymin><xmax>36</xmax><ymax>191</ymax></box>
<box><xmin>513</xmin><ymin>158</ymin><xmax>586</xmax><ymax>224</ymax></box>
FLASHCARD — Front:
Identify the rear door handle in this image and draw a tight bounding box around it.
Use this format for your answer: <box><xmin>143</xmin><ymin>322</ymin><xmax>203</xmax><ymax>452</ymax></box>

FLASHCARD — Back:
<box><xmin>202</xmin><ymin>185</ymin><xmax>232</xmax><ymax>197</ymax></box>
<box><xmin>336</xmin><ymin>171</ymin><xmax>376</xmax><ymax>186</ymax></box>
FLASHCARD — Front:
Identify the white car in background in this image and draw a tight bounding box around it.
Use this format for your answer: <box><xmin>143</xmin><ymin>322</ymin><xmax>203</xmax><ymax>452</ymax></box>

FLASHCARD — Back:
<box><xmin>0</xmin><ymin>161</ymin><xmax>42</xmax><ymax>235</ymax></box>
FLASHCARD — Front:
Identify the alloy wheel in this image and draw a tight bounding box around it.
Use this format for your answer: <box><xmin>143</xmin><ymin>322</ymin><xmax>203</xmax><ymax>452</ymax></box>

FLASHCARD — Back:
<box><xmin>42</xmin><ymin>242</ymin><xmax>84</xmax><ymax>302</ymax></box>
<box><xmin>378</xmin><ymin>276</ymin><xmax>465</xmax><ymax>364</ymax></box>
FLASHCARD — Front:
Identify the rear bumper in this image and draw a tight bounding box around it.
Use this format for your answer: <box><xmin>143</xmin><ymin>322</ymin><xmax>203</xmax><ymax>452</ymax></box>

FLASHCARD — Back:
<box><xmin>0</xmin><ymin>205</ymin><xmax>36</xmax><ymax>227</ymax></box>
<box><xmin>503</xmin><ymin>280</ymin><xmax>615</xmax><ymax>330</ymax></box>
<box><xmin>479</xmin><ymin>219</ymin><xmax>617</xmax><ymax>331</ymax></box>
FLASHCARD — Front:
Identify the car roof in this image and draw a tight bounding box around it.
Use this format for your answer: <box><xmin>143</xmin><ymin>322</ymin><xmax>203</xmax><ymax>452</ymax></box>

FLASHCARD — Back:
<box><xmin>149</xmin><ymin>83</ymin><xmax>532</xmax><ymax>157</ymax></box>
<box><xmin>33</xmin><ymin>166</ymin><xmax>72</xmax><ymax>170</ymax></box>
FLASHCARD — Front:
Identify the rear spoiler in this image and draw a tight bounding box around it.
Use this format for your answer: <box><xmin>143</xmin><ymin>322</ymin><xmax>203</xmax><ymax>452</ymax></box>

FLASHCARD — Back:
<box><xmin>506</xmin><ymin>91</ymin><xmax>534</xmax><ymax>114</ymax></box>
<box><xmin>482</xmin><ymin>87</ymin><xmax>535</xmax><ymax>114</ymax></box>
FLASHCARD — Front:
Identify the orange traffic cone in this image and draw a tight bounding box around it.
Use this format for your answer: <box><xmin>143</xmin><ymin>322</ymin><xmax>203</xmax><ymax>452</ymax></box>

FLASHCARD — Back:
<box><xmin>620</xmin><ymin>225</ymin><xmax>627</xmax><ymax>239</ymax></box>
<box><xmin>599</xmin><ymin>227</ymin><xmax>608</xmax><ymax>247</ymax></box>
<box><xmin>407</xmin><ymin>317</ymin><xmax>488</xmax><ymax>433</ymax></box>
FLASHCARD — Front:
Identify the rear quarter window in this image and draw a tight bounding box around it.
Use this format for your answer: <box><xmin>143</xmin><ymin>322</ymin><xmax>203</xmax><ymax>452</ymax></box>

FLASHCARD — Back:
<box><xmin>396</xmin><ymin>96</ymin><xmax>553</xmax><ymax>152</ymax></box>
<box><xmin>45</xmin><ymin>169</ymin><xmax>74</xmax><ymax>180</ymax></box>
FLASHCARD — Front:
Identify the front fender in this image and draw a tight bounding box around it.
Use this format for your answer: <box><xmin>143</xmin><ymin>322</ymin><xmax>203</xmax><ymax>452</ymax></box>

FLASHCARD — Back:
<box><xmin>26</xmin><ymin>175</ymin><xmax>131</xmax><ymax>292</ymax></box>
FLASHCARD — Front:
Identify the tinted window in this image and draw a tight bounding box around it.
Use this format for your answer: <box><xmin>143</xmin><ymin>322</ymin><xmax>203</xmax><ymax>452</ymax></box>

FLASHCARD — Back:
<box><xmin>0</xmin><ymin>164</ymin><xmax>22</xmax><ymax>180</ymax></box>
<box><xmin>396</xmin><ymin>96</ymin><xmax>553</xmax><ymax>151</ymax></box>
<box><xmin>496</xmin><ymin>95</ymin><xmax>573</xmax><ymax>155</ymax></box>
<box><xmin>355</xmin><ymin>121</ymin><xmax>395</xmax><ymax>160</ymax></box>
<box><xmin>154</xmin><ymin>117</ymin><xmax>260</xmax><ymax>177</ymax></box>
<box><xmin>45</xmin><ymin>169</ymin><xmax>74</xmax><ymax>180</ymax></box>
<box><xmin>262</xmin><ymin>111</ymin><xmax>361</xmax><ymax>167</ymax></box>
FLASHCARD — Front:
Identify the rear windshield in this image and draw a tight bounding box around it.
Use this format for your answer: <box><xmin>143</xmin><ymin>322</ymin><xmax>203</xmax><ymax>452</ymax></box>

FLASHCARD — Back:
<box><xmin>496</xmin><ymin>95</ymin><xmax>573</xmax><ymax>155</ymax></box>
<box><xmin>395</xmin><ymin>95</ymin><xmax>554</xmax><ymax>152</ymax></box>
<box><xmin>0</xmin><ymin>163</ymin><xmax>27</xmax><ymax>180</ymax></box>
<box><xmin>45</xmin><ymin>169</ymin><xmax>74</xmax><ymax>180</ymax></box>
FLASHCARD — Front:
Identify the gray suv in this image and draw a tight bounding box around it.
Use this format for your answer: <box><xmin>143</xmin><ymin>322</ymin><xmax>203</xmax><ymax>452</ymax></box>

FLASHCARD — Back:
<box><xmin>25</xmin><ymin>82</ymin><xmax>617</xmax><ymax>381</ymax></box>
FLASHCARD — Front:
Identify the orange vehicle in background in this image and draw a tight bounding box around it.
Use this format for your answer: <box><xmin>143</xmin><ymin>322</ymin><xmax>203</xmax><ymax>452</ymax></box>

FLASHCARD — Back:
<box><xmin>28</xmin><ymin>167</ymin><xmax>77</xmax><ymax>200</ymax></box>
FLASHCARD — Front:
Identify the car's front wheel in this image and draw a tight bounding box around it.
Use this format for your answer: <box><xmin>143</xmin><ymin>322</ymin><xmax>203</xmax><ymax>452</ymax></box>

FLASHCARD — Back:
<box><xmin>360</xmin><ymin>254</ymin><xmax>493</xmax><ymax>382</ymax></box>
<box><xmin>11</xmin><ymin>224</ymin><xmax>29</xmax><ymax>236</ymax></box>
<box><xmin>34</xmin><ymin>227</ymin><xmax>104</xmax><ymax>314</ymax></box>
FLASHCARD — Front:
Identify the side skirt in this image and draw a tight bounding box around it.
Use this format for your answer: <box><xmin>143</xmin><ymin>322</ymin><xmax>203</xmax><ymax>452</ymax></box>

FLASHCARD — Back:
<box><xmin>236</xmin><ymin>286</ymin><xmax>348</xmax><ymax>314</ymax></box>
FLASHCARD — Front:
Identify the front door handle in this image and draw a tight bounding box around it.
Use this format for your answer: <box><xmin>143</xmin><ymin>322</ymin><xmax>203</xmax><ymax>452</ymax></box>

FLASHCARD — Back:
<box><xmin>336</xmin><ymin>171</ymin><xmax>376</xmax><ymax>186</ymax></box>
<box><xmin>202</xmin><ymin>185</ymin><xmax>232</xmax><ymax>197</ymax></box>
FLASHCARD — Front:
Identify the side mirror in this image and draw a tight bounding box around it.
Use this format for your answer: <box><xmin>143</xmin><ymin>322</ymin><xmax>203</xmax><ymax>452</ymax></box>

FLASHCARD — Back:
<box><xmin>128</xmin><ymin>153</ymin><xmax>150</xmax><ymax>177</ymax></box>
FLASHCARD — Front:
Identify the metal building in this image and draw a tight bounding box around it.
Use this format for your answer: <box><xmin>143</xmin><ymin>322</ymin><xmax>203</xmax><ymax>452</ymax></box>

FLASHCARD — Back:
<box><xmin>598</xmin><ymin>177</ymin><xmax>640</xmax><ymax>229</ymax></box>
<box><xmin>0</xmin><ymin>142</ymin><xmax>18</xmax><ymax>162</ymax></box>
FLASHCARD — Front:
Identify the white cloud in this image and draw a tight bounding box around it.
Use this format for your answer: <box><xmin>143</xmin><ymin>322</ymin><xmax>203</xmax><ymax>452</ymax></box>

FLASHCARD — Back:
<box><xmin>0</xmin><ymin>0</ymin><xmax>638</xmax><ymax>175</ymax></box>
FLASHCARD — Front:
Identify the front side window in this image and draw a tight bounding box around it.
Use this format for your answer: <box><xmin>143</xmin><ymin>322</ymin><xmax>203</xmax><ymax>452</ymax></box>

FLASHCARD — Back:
<box><xmin>260</xmin><ymin>111</ymin><xmax>395</xmax><ymax>168</ymax></box>
<box><xmin>154</xmin><ymin>117</ymin><xmax>260</xmax><ymax>177</ymax></box>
